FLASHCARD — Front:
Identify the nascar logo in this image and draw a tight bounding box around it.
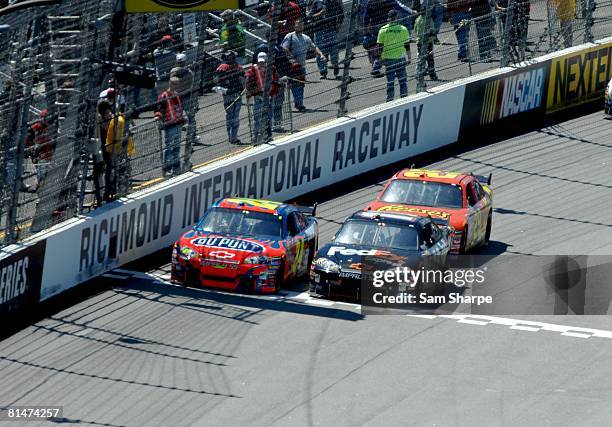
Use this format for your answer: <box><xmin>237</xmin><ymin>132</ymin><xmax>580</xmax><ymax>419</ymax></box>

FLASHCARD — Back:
<box><xmin>376</xmin><ymin>205</ymin><xmax>450</xmax><ymax>219</ymax></box>
<box><xmin>192</xmin><ymin>238</ymin><xmax>264</xmax><ymax>253</ymax></box>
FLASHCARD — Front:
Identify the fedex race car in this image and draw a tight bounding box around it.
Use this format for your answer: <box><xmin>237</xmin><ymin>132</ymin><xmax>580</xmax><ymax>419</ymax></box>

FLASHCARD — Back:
<box><xmin>309</xmin><ymin>210</ymin><xmax>451</xmax><ymax>299</ymax></box>
<box><xmin>605</xmin><ymin>78</ymin><xmax>612</xmax><ymax>116</ymax></box>
<box><xmin>365</xmin><ymin>169</ymin><xmax>493</xmax><ymax>254</ymax></box>
<box><xmin>172</xmin><ymin>198</ymin><xmax>318</xmax><ymax>293</ymax></box>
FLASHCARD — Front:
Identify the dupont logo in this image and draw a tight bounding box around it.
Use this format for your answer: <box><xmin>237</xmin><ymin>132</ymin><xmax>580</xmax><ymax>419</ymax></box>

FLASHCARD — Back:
<box><xmin>152</xmin><ymin>0</ymin><xmax>211</xmax><ymax>7</ymax></box>
<box><xmin>209</xmin><ymin>251</ymin><xmax>235</xmax><ymax>259</ymax></box>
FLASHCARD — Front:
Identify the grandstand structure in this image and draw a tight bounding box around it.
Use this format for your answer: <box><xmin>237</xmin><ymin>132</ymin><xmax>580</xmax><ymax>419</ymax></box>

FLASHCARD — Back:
<box><xmin>0</xmin><ymin>0</ymin><xmax>610</xmax><ymax>246</ymax></box>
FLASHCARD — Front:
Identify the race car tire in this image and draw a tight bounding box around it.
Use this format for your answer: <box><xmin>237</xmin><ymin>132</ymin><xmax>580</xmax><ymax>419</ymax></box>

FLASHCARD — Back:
<box><xmin>274</xmin><ymin>261</ymin><xmax>285</xmax><ymax>293</ymax></box>
<box><xmin>484</xmin><ymin>213</ymin><xmax>492</xmax><ymax>245</ymax></box>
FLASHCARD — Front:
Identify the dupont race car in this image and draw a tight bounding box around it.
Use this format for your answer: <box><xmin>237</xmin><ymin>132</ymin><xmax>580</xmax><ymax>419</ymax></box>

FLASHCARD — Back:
<box><xmin>172</xmin><ymin>198</ymin><xmax>318</xmax><ymax>293</ymax></box>
<box><xmin>365</xmin><ymin>168</ymin><xmax>493</xmax><ymax>254</ymax></box>
<box><xmin>605</xmin><ymin>78</ymin><xmax>612</xmax><ymax>116</ymax></box>
<box><xmin>309</xmin><ymin>210</ymin><xmax>451</xmax><ymax>300</ymax></box>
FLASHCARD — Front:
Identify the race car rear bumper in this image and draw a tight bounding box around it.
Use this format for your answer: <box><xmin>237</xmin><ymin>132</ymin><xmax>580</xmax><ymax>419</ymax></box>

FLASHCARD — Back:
<box><xmin>309</xmin><ymin>269</ymin><xmax>361</xmax><ymax>300</ymax></box>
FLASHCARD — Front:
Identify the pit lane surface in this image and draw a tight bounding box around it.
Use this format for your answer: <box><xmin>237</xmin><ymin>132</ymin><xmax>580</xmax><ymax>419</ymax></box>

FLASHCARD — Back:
<box><xmin>1</xmin><ymin>111</ymin><xmax>612</xmax><ymax>426</ymax></box>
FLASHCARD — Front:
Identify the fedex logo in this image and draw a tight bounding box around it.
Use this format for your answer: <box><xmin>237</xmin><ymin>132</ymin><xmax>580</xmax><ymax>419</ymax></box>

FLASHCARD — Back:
<box><xmin>327</xmin><ymin>246</ymin><xmax>390</xmax><ymax>256</ymax></box>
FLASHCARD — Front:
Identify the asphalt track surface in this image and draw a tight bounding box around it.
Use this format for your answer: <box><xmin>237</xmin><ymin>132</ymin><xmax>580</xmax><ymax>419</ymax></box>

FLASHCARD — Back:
<box><xmin>1</xmin><ymin>110</ymin><xmax>612</xmax><ymax>426</ymax></box>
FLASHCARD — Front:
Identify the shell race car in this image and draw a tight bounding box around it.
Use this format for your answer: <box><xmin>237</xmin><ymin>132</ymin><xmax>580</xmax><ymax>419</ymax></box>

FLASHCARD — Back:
<box><xmin>171</xmin><ymin>198</ymin><xmax>318</xmax><ymax>293</ymax></box>
<box><xmin>309</xmin><ymin>210</ymin><xmax>451</xmax><ymax>300</ymax></box>
<box><xmin>605</xmin><ymin>78</ymin><xmax>612</xmax><ymax>116</ymax></box>
<box><xmin>365</xmin><ymin>168</ymin><xmax>493</xmax><ymax>254</ymax></box>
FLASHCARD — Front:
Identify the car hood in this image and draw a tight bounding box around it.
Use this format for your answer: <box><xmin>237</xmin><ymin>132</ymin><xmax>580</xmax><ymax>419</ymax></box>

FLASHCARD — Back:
<box><xmin>178</xmin><ymin>230</ymin><xmax>286</xmax><ymax>261</ymax></box>
<box><xmin>365</xmin><ymin>201</ymin><xmax>467</xmax><ymax>229</ymax></box>
<box><xmin>315</xmin><ymin>243</ymin><xmax>419</xmax><ymax>270</ymax></box>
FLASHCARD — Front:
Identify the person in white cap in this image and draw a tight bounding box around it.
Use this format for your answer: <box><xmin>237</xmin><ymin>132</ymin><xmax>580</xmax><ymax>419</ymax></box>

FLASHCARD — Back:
<box><xmin>170</xmin><ymin>53</ymin><xmax>195</xmax><ymax>110</ymax></box>
<box><xmin>246</xmin><ymin>52</ymin><xmax>280</xmax><ymax>142</ymax></box>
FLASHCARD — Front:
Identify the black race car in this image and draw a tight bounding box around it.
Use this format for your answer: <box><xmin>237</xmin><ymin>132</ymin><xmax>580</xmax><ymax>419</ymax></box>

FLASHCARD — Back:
<box><xmin>309</xmin><ymin>211</ymin><xmax>451</xmax><ymax>300</ymax></box>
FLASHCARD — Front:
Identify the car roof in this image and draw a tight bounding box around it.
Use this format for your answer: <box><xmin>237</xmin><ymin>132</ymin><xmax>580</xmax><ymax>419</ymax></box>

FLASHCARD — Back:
<box><xmin>350</xmin><ymin>210</ymin><xmax>429</xmax><ymax>227</ymax></box>
<box><xmin>215</xmin><ymin>198</ymin><xmax>290</xmax><ymax>215</ymax></box>
<box><xmin>392</xmin><ymin>168</ymin><xmax>470</xmax><ymax>185</ymax></box>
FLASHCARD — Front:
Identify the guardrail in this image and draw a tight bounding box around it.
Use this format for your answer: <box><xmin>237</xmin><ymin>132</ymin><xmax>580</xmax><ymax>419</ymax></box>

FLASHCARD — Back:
<box><xmin>1</xmin><ymin>35</ymin><xmax>610</xmax><ymax>324</ymax></box>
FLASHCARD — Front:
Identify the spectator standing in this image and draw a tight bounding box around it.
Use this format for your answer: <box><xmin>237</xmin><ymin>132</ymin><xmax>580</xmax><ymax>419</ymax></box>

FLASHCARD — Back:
<box><xmin>106</xmin><ymin>111</ymin><xmax>135</xmax><ymax>198</ymax></box>
<box><xmin>447</xmin><ymin>0</ymin><xmax>472</xmax><ymax>60</ymax></box>
<box><xmin>246</xmin><ymin>52</ymin><xmax>280</xmax><ymax>142</ymax></box>
<box><xmin>220</xmin><ymin>10</ymin><xmax>247</xmax><ymax>65</ymax></box>
<box><xmin>153</xmin><ymin>35</ymin><xmax>178</xmax><ymax>101</ymax></box>
<box><xmin>307</xmin><ymin>0</ymin><xmax>344</xmax><ymax>79</ymax></box>
<box><xmin>377</xmin><ymin>10</ymin><xmax>411</xmax><ymax>101</ymax></box>
<box><xmin>420</xmin><ymin>0</ymin><xmax>444</xmax><ymax>42</ymax></box>
<box><xmin>470</xmin><ymin>0</ymin><xmax>497</xmax><ymax>60</ymax></box>
<box><xmin>96</xmin><ymin>100</ymin><xmax>114</xmax><ymax>204</ymax></box>
<box><xmin>494</xmin><ymin>0</ymin><xmax>531</xmax><ymax>59</ymax></box>
<box><xmin>24</xmin><ymin>109</ymin><xmax>53</xmax><ymax>192</ymax></box>
<box><xmin>361</xmin><ymin>0</ymin><xmax>395</xmax><ymax>76</ymax></box>
<box><xmin>155</xmin><ymin>82</ymin><xmax>186</xmax><ymax>176</ymax></box>
<box><xmin>282</xmin><ymin>19</ymin><xmax>326</xmax><ymax>111</ymax></box>
<box><xmin>270</xmin><ymin>0</ymin><xmax>304</xmax><ymax>46</ymax></box>
<box><xmin>214</xmin><ymin>51</ymin><xmax>246</xmax><ymax>144</ymax></box>
<box><xmin>548</xmin><ymin>0</ymin><xmax>575</xmax><ymax>48</ymax></box>
<box><xmin>170</xmin><ymin>53</ymin><xmax>195</xmax><ymax>111</ymax></box>
<box><xmin>252</xmin><ymin>43</ymin><xmax>291</xmax><ymax>128</ymax></box>
<box><xmin>414</xmin><ymin>2</ymin><xmax>439</xmax><ymax>81</ymax></box>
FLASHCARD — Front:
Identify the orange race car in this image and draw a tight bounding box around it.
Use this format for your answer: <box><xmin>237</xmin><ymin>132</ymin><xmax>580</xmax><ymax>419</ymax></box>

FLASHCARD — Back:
<box><xmin>365</xmin><ymin>169</ymin><xmax>493</xmax><ymax>254</ymax></box>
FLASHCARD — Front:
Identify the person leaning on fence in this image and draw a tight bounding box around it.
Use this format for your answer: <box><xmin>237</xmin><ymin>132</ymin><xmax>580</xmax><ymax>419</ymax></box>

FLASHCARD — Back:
<box><xmin>105</xmin><ymin>110</ymin><xmax>135</xmax><ymax>199</ymax></box>
<box><xmin>494</xmin><ymin>0</ymin><xmax>531</xmax><ymax>58</ymax></box>
<box><xmin>414</xmin><ymin>2</ymin><xmax>439</xmax><ymax>82</ymax></box>
<box><xmin>306</xmin><ymin>0</ymin><xmax>344</xmax><ymax>80</ymax></box>
<box><xmin>246</xmin><ymin>52</ymin><xmax>280</xmax><ymax>143</ymax></box>
<box><xmin>252</xmin><ymin>43</ymin><xmax>291</xmax><ymax>129</ymax></box>
<box><xmin>214</xmin><ymin>50</ymin><xmax>246</xmax><ymax>145</ymax></box>
<box><xmin>24</xmin><ymin>109</ymin><xmax>53</xmax><ymax>193</ymax></box>
<box><xmin>377</xmin><ymin>10</ymin><xmax>411</xmax><ymax>102</ymax></box>
<box><xmin>470</xmin><ymin>0</ymin><xmax>497</xmax><ymax>60</ymax></box>
<box><xmin>282</xmin><ymin>19</ymin><xmax>327</xmax><ymax>112</ymax></box>
<box><xmin>155</xmin><ymin>82</ymin><xmax>186</xmax><ymax>177</ymax></box>
<box><xmin>170</xmin><ymin>53</ymin><xmax>195</xmax><ymax>112</ymax></box>
<box><xmin>220</xmin><ymin>10</ymin><xmax>247</xmax><ymax>65</ymax></box>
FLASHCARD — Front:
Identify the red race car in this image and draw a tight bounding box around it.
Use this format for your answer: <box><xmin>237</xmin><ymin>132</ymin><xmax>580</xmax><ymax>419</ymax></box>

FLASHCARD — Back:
<box><xmin>365</xmin><ymin>169</ymin><xmax>493</xmax><ymax>254</ymax></box>
<box><xmin>171</xmin><ymin>198</ymin><xmax>318</xmax><ymax>293</ymax></box>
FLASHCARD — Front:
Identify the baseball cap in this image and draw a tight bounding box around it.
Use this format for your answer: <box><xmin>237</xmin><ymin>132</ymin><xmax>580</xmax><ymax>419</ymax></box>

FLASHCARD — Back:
<box><xmin>161</xmin><ymin>35</ymin><xmax>175</xmax><ymax>42</ymax></box>
<box><xmin>257</xmin><ymin>52</ymin><xmax>268</xmax><ymax>62</ymax></box>
<box><xmin>176</xmin><ymin>53</ymin><xmax>187</xmax><ymax>63</ymax></box>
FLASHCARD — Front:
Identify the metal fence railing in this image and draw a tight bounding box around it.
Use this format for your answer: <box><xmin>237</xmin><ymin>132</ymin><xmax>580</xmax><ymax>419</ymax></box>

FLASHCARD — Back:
<box><xmin>0</xmin><ymin>0</ymin><xmax>611</xmax><ymax>247</ymax></box>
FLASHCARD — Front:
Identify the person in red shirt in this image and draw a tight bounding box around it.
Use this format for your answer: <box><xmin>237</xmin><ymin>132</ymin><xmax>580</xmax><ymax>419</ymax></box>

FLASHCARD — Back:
<box><xmin>246</xmin><ymin>52</ymin><xmax>280</xmax><ymax>142</ymax></box>
<box><xmin>269</xmin><ymin>0</ymin><xmax>303</xmax><ymax>45</ymax></box>
<box><xmin>25</xmin><ymin>109</ymin><xmax>54</xmax><ymax>191</ymax></box>
<box><xmin>155</xmin><ymin>82</ymin><xmax>186</xmax><ymax>176</ymax></box>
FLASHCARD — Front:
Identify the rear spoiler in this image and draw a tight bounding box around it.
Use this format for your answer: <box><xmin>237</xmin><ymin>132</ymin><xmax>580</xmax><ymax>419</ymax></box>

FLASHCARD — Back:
<box><xmin>296</xmin><ymin>202</ymin><xmax>318</xmax><ymax>217</ymax></box>
<box><xmin>472</xmin><ymin>173</ymin><xmax>492</xmax><ymax>186</ymax></box>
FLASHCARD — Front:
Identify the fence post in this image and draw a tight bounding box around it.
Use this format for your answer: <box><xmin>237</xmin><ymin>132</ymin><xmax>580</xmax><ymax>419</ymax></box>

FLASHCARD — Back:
<box><xmin>416</xmin><ymin>0</ymin><xmax>433</xmax><ymax>92</ymax></box>
<box><xmin>584</xmin><ymin>0</ymin><xmax>594</xmax><ymax>43</ymax></box>
<box><xmin>256</xmin><ymin>0</ymin><xmax>281</xmax><ymax>145</ymax></box>
<box><xmin>337</xmin><ymin>0</ymin><xmax>358</xmax><ymax>117</ymax></box>
<box><xmin>500</xmin><ymin>0</ymin><xmax>515</xmax><ymax>67</ymax></box>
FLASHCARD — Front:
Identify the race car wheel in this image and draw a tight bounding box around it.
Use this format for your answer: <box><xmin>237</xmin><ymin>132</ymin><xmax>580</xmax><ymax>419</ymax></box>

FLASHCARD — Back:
<box><xmin>274</xmin><ymin>261</ymin><xmax>285</xmax><ymax>293</ymax></box>
<box><xmin>484</xmin><ymin>213</ymin><xmax>492</xmax><ymax>245</ymax></box>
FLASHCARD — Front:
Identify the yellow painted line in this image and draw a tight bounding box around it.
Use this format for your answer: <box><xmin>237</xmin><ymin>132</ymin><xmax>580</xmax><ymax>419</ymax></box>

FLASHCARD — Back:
<box><xmin>131</xmin><ymin>177</ymin><xmax>165</xmax><ymax>192</ymax></box>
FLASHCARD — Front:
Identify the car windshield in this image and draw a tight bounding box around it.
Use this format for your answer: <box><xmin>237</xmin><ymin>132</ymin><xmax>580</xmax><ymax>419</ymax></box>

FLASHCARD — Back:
<box><xmin>196</xmin><ymin>208</ymin><xmax>282</xmax><ymax>239</ymax></box>
<box><xmin>380</xmin><ymin>180</ymin><xmax>463</xmax><ymax>209</ymax></box>
<box><xmin>334</xmin><ymin>220</ymin><xmax>420</xmax><ymax>250</ymax></box>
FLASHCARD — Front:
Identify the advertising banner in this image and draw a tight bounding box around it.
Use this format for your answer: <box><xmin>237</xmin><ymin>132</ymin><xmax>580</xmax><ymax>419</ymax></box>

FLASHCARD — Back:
<box><xmin>40</xmin><ymin>86</ymin><xmax>465</xmax><ymax>300</ymax></box>
<box><xmin>0</xmin><ymin>241</ymin><xmax>46</xmax><ymax>321</ymax></box>
<box><xmin>546</xmin><ymin>40</ymin><xmax>612</xmax><ymax>113</ymax></box>
<box><xmin>125</xmin><ymin>0</ymin><xmax>248</xmax><ymax>12</ymax></box>
<box><xmin>459</xmin><ymin>61</ymin><xmax>551</xmax><ymax>137</ymax></box>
